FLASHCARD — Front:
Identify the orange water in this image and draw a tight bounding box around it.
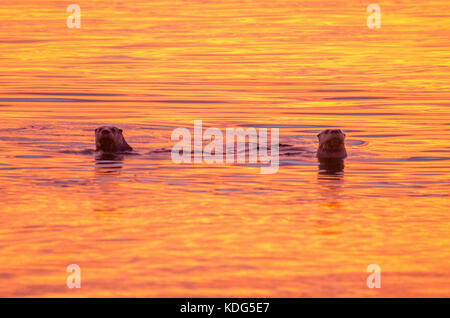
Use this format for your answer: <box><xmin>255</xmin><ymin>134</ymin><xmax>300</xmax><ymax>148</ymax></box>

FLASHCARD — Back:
<box><xmin>0</xmin><ymin>0</ymin><xmax>449</xmax><ymax>297</ymax></box>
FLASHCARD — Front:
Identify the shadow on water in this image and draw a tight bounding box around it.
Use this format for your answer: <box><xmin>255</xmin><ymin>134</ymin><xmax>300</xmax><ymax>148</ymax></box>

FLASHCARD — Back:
<box><xmin>92</xmin><ymin>153</ymin><xmax>126</xmax><ymax>215</ymax></box>
<box><xmin>317</xmin><ymin>159</ymin><xmax>345</xmax><ymax>200</ymax></box>
<box><xmin>315</xmin><ymin>159</ymin><xmax>346</xmax><ymax>235</ymax></box>
<box><xmin>94</xmin><ymin>153</ymin><xmax>124</xmax><ymax>176</ymax></box>
<box><xmin>318</xmin><ymin>158</ymin><xmax>345</xmax><ymax>178</ymax></box>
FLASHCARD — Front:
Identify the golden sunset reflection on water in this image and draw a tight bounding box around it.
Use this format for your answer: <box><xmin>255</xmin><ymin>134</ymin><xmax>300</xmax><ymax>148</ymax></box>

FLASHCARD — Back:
<box><xmin>0</xmin><ymin>0</ymin><xmax>449</xmax><ymax>297</ymax></box>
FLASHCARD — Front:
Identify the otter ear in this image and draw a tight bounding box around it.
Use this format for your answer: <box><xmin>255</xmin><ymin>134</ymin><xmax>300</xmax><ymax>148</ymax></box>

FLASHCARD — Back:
<box><xmin>317</xmin><ymin>133</ymin><xmax>321</xmax><ymax>138</ymax></box>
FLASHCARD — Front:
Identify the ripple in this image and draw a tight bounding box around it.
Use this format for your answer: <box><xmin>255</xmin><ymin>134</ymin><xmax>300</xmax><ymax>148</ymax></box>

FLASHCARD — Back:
<box><xmin>239</xmin><ymin>124</ymin><xmax>322</xmax><ymax>128</ymax></box>
<box><xmin>409</xmin><ymin>194</ymin><xmax>448</xmax><ymax>197</ymax></box>
<box><xmin>0</xmin><ymin>98</ymin><xmax>102</xmax><ymax>103</ymax></box>
<box><xmin>7</xmin><ymin>92</ymin><xmax>123</xmax><ymax>97</ymax></box>
<box><xmin>324</xmin><ymin>96</ymin><xmax>388</xmax><ymax>100</ymax></box>
<box><xmin>346</xmin><ymin>139</ymin><xmax>366</xmax><ymax>146</ymax></box>
<box><xmin>422</xmin><ymin>150</ymin><xmax>450</xmax><ymax>153</ymax></box>
<box><xmin>358</xmin><ymin>134</ymin><xmax>409</xmax><ymax>138</ymax></box>
<box><xmin>311</xmin><ymin>89</ymin><xmax>363</xmax><ymax>92</ymax></box>
<box><xmin>0</xmin><ymin>136</ymin><xmax>33</xmax><ymax>141</ymax></box>
<box><xmin>151</xmin><ymin>100</ymin><xmax>226</xmax><ymax>104</ymax></box>
<box><xmin>287</xmin><ymin>112</ymin><xmax>402</xmax><ymax>116</ymax></box>
<box><xmin>14</xmin><ymin>155</ymin><xmax>52</xmax><ymax>159</ymax></box>
<box><xmin>407</xmin><ymin>156</ymin><xmax>450</xmax><ymax>161</ymax></box>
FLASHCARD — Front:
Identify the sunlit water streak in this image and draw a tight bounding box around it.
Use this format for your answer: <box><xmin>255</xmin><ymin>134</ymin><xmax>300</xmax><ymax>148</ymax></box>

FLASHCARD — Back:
<box><xmin>0</xmin><ymin>0</ymin><xmax>449</xmax><ymax>297</ymax></box>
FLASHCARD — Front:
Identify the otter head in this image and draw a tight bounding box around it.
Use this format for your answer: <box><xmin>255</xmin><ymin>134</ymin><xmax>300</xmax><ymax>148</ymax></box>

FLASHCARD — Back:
<box><xmin>95</xmin><ymin>126</ymin><xmax>133</xmax><ymax>153</ymax></box>
<box><xmin>316</xmin><ymin>129</ymin><xmax>347</xmax><ymax>159</ymax></box>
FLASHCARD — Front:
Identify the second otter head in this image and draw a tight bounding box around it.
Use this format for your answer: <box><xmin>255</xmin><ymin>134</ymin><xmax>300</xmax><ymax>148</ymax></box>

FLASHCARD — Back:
<box><xmin>95</xmin><ymin>126</ymin><xmax>133</xmax><ymax>153</ymax></box>
<box><xmin>317</xmin><ymin>129</ymin><xmax>347</xmax><ymax>159</ymax></box>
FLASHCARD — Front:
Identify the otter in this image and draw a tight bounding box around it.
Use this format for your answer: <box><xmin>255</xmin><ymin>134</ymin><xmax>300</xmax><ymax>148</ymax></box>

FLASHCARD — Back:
<box><xmin>316</xmin><ymin>129</ymin><xmax>347</xmax><ymax>159</ymax></box>
<box><xmin>95</xmin><ymin>126</ymin><xmax>133</xmax><ymax>153</ymax></box>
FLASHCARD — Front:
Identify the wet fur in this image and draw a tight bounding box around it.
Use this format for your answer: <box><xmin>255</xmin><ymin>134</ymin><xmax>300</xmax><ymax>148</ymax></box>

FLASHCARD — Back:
<box><xmin>95</xmin><ymin>126</ymin><xmax>133</xmax><ymax>153</ymax></box>
<box><xmin>316</xmin><ymin>129</ymin><xmax>347</xmax><ymax>159</ymax></box>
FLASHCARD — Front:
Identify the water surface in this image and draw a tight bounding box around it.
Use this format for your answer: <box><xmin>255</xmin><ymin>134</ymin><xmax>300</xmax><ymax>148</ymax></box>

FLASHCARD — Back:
<box><xmin>0</xmin><ymin>0</ymin><xmax>449</xmax><ymax>297</ymax></box>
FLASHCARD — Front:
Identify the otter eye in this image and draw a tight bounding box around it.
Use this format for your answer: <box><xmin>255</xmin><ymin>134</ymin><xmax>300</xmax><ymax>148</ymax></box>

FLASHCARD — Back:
<box><xmin>119</xmin><ymin>129</ymin><xmax>123</xmax><ymax>133</ymax></box>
